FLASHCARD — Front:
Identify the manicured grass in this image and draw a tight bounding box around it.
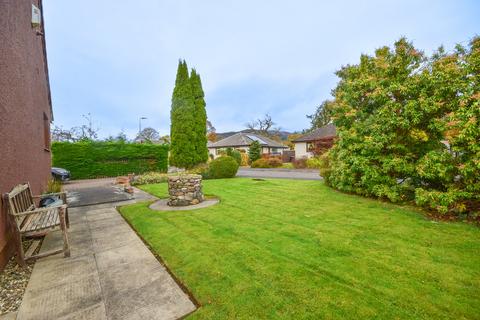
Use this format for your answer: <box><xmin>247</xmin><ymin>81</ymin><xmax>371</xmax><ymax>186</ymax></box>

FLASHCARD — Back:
<box><xmin>119</xmin><ymin>178</ymin><xmax>480</xmax><ymax>319</ymax></box>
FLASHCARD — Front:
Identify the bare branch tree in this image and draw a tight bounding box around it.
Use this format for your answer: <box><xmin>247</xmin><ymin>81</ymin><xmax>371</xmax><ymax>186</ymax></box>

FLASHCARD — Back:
<box><xmin>77</xmin><ymin>113</ymin><xmax>100</xmax><ymax>140</ymax></box>
<box><xmin>51</xmin><ymin>113</ymin><xmax>100</xmax><ymax>142</ymax></box>
<box><xmin>245</xmin><ymin>114</ymin><xmax>281</xmax><ymax>139</ymax></box>
<box><xmin>135</xmin><ymin>127</ymin><xmax>160</xmax><ymax>143</ymax></box>
<box><xmin>51</xmin><ymin>126</ymin><xmax>78</xmax><ymax>142</ymax></box>
<box><xmin>207</xmin><ymin>120</ymin><xmax>216</xmax><ymax>133</ymax></box>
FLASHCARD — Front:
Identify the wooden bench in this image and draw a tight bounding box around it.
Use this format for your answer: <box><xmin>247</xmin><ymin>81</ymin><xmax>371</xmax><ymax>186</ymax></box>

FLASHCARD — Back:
<box><xmin>3</xmin><ymin>183</ymin><xmax>70</xmax><ymax>266</ymax></box>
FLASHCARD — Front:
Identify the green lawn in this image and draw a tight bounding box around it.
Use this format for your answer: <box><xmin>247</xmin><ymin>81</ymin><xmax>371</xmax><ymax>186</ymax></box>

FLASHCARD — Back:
<box><xmin>119</xmin><ymin>178</ymin><xmax>480</xmax><ymax>319</ymax></box>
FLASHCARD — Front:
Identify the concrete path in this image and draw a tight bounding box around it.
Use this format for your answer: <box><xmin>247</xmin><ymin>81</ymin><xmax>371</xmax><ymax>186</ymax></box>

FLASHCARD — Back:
<box><xmin>237</xmin><ymin>168</ymin><xmax>322</xmax><ymax>180</ymax></box>
<box><xmin>16</xmin><ymin>200</ymin><xmax>196</xmax><ymax>320</ymax></box>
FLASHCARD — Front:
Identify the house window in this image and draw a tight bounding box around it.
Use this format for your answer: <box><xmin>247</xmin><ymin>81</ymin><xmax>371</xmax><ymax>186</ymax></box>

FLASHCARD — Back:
<box><xmin>43</xmin><ymin>112</ymin><xmax>50</xmax><ymax>151</ymax></box>
<box><xmin>307</xmin><ymin>142</ymin><xmax>314</xmax><ymax>152</ymax></box>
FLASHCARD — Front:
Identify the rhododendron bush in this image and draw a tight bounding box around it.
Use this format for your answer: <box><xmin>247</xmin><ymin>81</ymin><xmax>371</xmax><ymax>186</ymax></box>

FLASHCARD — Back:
<box><xmin>322</xmin><ymin>37</ymin><xmax>479</xmax><ymax>216</ymax></box>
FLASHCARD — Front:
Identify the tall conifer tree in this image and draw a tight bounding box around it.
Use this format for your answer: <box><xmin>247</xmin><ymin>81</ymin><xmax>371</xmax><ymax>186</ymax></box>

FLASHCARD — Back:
<box><xmin>190</xmin><ymin>69</ymin><xmax>209</xmax><ymax>164</ymax></box>
<box><xmin>170</xmin><ymin>60</ymin><xmax>196</xmax><ymax>168</ymax></box>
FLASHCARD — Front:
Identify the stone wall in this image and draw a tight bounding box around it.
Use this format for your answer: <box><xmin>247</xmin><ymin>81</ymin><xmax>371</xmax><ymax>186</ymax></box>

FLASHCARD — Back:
<box><xmin>168</xmin><ymin>175</ymin><xmax>204</xmax><ymax>206</ymax></box>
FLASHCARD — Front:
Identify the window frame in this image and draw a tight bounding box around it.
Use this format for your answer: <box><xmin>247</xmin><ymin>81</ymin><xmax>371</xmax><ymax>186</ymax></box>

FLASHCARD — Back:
<box><xmin>43</xmin><ymin>112</ymin><xmax>51</xmax><ymax>152</ymax></box>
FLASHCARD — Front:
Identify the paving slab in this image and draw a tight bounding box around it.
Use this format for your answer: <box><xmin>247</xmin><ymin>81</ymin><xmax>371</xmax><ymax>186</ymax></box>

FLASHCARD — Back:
<box><xmin>149</xmin><ymin>198</ymin><xmax>220</xmax><ymax>211</ymax></box>
<box><xmin>17</xmin><ymin>275</ymin><xmax>103</xmax><ymax>320</ymax></box>
<box><xmin>27</xmin><ymin>255</ymin><xmax>97</xmax><ymax>291</ymax></box>
<box><xmin>17</xmin><ymin>199</ymin><xmax>196</xmax><ymax>320</ymax></box>
<box><xmin>0</xmin><ymin>312</ymin><xmax>17</xmax><ymax>320</ymax></box>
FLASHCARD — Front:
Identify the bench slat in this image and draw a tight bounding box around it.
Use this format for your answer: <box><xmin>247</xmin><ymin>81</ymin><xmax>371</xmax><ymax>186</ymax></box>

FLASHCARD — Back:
<box><xmin>20</xmin><ymin>213</ymin><xmax>37</xmax><ymax>233</ymax></box>
<box><xmin>20</xmin><ymin>209</ymin><xmax>60</xmax><ymax>233</ymax></box>
<box><xmin>25</xmin><ymin>240</ymin><xmax>41</xmax><ymax>259</ymax></box>
<box><xmin>44</xmin><ymin>209</ymin><xmax>55</xmax><ymax>229</ymax></box>
<box><xmin>37</xmin><ymin>209</ymin><xmax>51</xmax><ymax>230</ymax></box>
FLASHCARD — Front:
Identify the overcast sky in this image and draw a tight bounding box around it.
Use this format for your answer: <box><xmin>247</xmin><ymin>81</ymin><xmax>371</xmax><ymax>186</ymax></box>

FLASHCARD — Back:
<box><xmin>43</xmin><ymin>0</ymin><xmax>479</xmax><ymax>138</ymax></box>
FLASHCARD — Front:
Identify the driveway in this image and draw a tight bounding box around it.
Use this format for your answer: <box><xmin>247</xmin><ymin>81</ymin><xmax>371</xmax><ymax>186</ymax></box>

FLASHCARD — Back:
<box><xmin>63</xmin><ymin>178</ymin><xmax>154</xmax><ymax>207</ymax></box>
<box><xmin>237</xmin><ymin>168</ymin><xmax>322</xmax><ymax>180</ymax></box>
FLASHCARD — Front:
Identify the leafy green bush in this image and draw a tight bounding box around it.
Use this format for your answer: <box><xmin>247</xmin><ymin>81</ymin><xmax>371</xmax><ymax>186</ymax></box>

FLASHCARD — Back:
<box><xmin>318</xmin><ymin>152</ymin><xmax>332</xmax><ymax>182</ymax></box>
<box><xmin>188</xmin><ymin>163</ymin><xmax>210</xmax><ymax>179</ymax></box>
<box><xmin>268</xmin><ymin>158</ymin><xmax>283</xmax><ymax>167</ymax></box>
<box><xmin>52</xmin><ymin>141</ymin><xmax>168</xmax><ymax>179</ymax></box>
<box><xmin>131</xmin><ymin>172</ymin><xmax>169</xmax><ymax>185</ymax></box>
<box><xmin>240</xmin><ymin>153</ymin><xmax>249</xmax><ymax>166</ymax></box>
<box><xmin>325</xmin><ymin>36</ymin><xmax>480</xmax><ymax>216</ymax></box>
<box><xmin>306</xmin><ymin>157</ymin><xmax>322</xmax><ymax>169</ymax></box>
<box><xmin>208</xmin><ymin>156</ymin><xmax>239</xmax><ymax>179</ymax></box>
<box><xmin>251</xmin><ymin>159</ymin><xmax>269</xmax><ymax>168</ymax></box>
<box><xmin>251</xmin><ymin>158</ymin><xmax>283</xmax><ymax>168</ymax></box>
<box><xmin>282</xmin><ymin>162</ymin><xmax>294</xmax><ymax>169</ymax></box>
<box><xmin>293</xmin><ymin>158</ymin><xmax>307</xmax><ymax>169</ymax></box>
<box><xmin>226</xmin><ymin>148</ymin><xmax>242</xmax><ymax>166</ymax></box>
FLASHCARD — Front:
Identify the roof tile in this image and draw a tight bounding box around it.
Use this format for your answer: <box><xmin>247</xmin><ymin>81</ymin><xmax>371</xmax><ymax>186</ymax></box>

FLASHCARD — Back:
<box><xmin>293</xmin><ymin>124</ymin><xmax>336</xmax><ymax>142</ymax></box>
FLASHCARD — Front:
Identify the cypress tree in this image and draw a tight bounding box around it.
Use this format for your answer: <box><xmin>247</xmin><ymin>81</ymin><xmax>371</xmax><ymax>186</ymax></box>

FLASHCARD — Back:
<box><xmin>248</xmin><ymin>141</ymin><xmax>261</xmax><ymax>163</ymax></box>
<box><xmin>190</xmin><ymin>69</ymin><xmax>209</xmax><ymax>164</ymax></box>
<box><xmin>170</xmin><ymin>60</ymin><xmax>196</xmax><ymax>168</ymax></box>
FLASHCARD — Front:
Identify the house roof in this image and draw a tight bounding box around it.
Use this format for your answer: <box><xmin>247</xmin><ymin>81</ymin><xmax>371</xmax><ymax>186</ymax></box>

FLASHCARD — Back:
<box><xmin>293</xmin><ymin>124</ymin><xmax>337</xmax><ymax>142</ymax></box>
<box><xmin>209</xmin><ymin>132</ymin><xmax>287</xmax><ymax>148</ymax></box>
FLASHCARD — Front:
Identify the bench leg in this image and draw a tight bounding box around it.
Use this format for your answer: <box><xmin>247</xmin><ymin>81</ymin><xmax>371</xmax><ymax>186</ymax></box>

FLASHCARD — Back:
<box><xmin>12</xmin><ymin>226</ymin><xmax>27</xmax><ymax>267</ymax></box>
<box><xmin>4</xmin><ymin>194</ymin><xmax>26</xmax><ymax>267</ymax></box>
<box><xmin>66</xmin><ymin>207</ymin><xmax>70</xmax><ymax>228</ymax></box>
<box><xmin>61</xmin><ymin>193</ymin><xmax>70</xmax><ymax>228</ymax></box>
<box><xmin>59</xmin><ymin>208</ymin><xmax>70</xmax><ymax>257</ymax></box>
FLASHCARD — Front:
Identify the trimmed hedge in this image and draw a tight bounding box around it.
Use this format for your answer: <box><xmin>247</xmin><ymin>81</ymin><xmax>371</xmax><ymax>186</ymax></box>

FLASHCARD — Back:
<box><xmin>52</xmin><ymin>142</ymin><xmax>168</xmax><ymax>179</ymax></box>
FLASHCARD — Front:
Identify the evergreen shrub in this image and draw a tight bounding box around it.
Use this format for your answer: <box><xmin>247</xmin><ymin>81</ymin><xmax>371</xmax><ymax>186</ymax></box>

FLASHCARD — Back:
<box><xmin>207</xmin><ymin>156</ymin><xmax>239</xmax><ymax>179</ymax></box>
<box><xmin>226</xmin><ymin>148</ymin><xmax>242</xmax><ymax>166</ymax></box>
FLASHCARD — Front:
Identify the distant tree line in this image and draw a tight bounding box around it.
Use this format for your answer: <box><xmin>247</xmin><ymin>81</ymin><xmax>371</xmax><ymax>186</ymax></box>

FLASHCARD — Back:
<box><xmin>52</xmin><ymin>121</ymin><xmax>169</xmax><ymax>144</ymax></box>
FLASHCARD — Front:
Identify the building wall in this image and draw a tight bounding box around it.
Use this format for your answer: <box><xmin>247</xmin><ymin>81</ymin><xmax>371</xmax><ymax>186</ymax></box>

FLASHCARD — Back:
<box><xmin>0</xmin><ymin>0</ymin><xmax>52</xmax><ymax>269</ymax></box>
<box><xmin>209</xmin><ymin>147</ymin><xmax>250</xmax><ymax>159</ymax></box>
<box><xmin>294</xmin><ymin>142</ymin><xmax>313</xmax><ymax>159</ymax></box>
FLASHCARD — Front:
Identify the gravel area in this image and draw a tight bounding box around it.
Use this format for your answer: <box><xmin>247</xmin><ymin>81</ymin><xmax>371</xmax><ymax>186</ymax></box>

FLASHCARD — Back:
<box><xmin>0</xmin><ymin>240</ymin><xmax>38</xmax><ymax>315</ymax></box>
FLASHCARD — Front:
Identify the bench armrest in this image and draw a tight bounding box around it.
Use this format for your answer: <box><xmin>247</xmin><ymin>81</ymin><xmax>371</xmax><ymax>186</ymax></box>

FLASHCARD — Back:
<box><xmin>11</xmin><ymin>204</ymin><xmax>67</xmax><ymax>217</ymax></box>
<box><xmin>33</xmin><ymin>191</ymin><xmax>67</xmax><ymax>199</ymax></box>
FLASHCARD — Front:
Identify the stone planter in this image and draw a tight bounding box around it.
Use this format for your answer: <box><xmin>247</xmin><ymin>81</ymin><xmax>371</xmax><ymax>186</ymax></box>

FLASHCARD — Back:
<box><xmin>167</xmin><ymin>174</ymin><xmax>204</xmax><ymax>206</ymax></box>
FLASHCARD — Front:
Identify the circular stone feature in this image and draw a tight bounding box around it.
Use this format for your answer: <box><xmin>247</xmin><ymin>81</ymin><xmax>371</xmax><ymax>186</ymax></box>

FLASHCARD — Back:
<box><xmin>149</xmin><ymin>198</ymin><xmax>219</xmax><ymax>211</ymax></box>
<box><xmin>168</xmin><ymin>174</ymin><xmax>204</xmax><ymax>206</ymax></box>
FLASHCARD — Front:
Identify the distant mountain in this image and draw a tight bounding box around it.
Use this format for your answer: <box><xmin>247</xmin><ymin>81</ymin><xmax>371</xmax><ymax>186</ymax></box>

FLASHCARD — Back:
<box><xmin>216</xmin><ymin>129</ymin><xmax>293</xmax><ymax>141</ymax></box>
